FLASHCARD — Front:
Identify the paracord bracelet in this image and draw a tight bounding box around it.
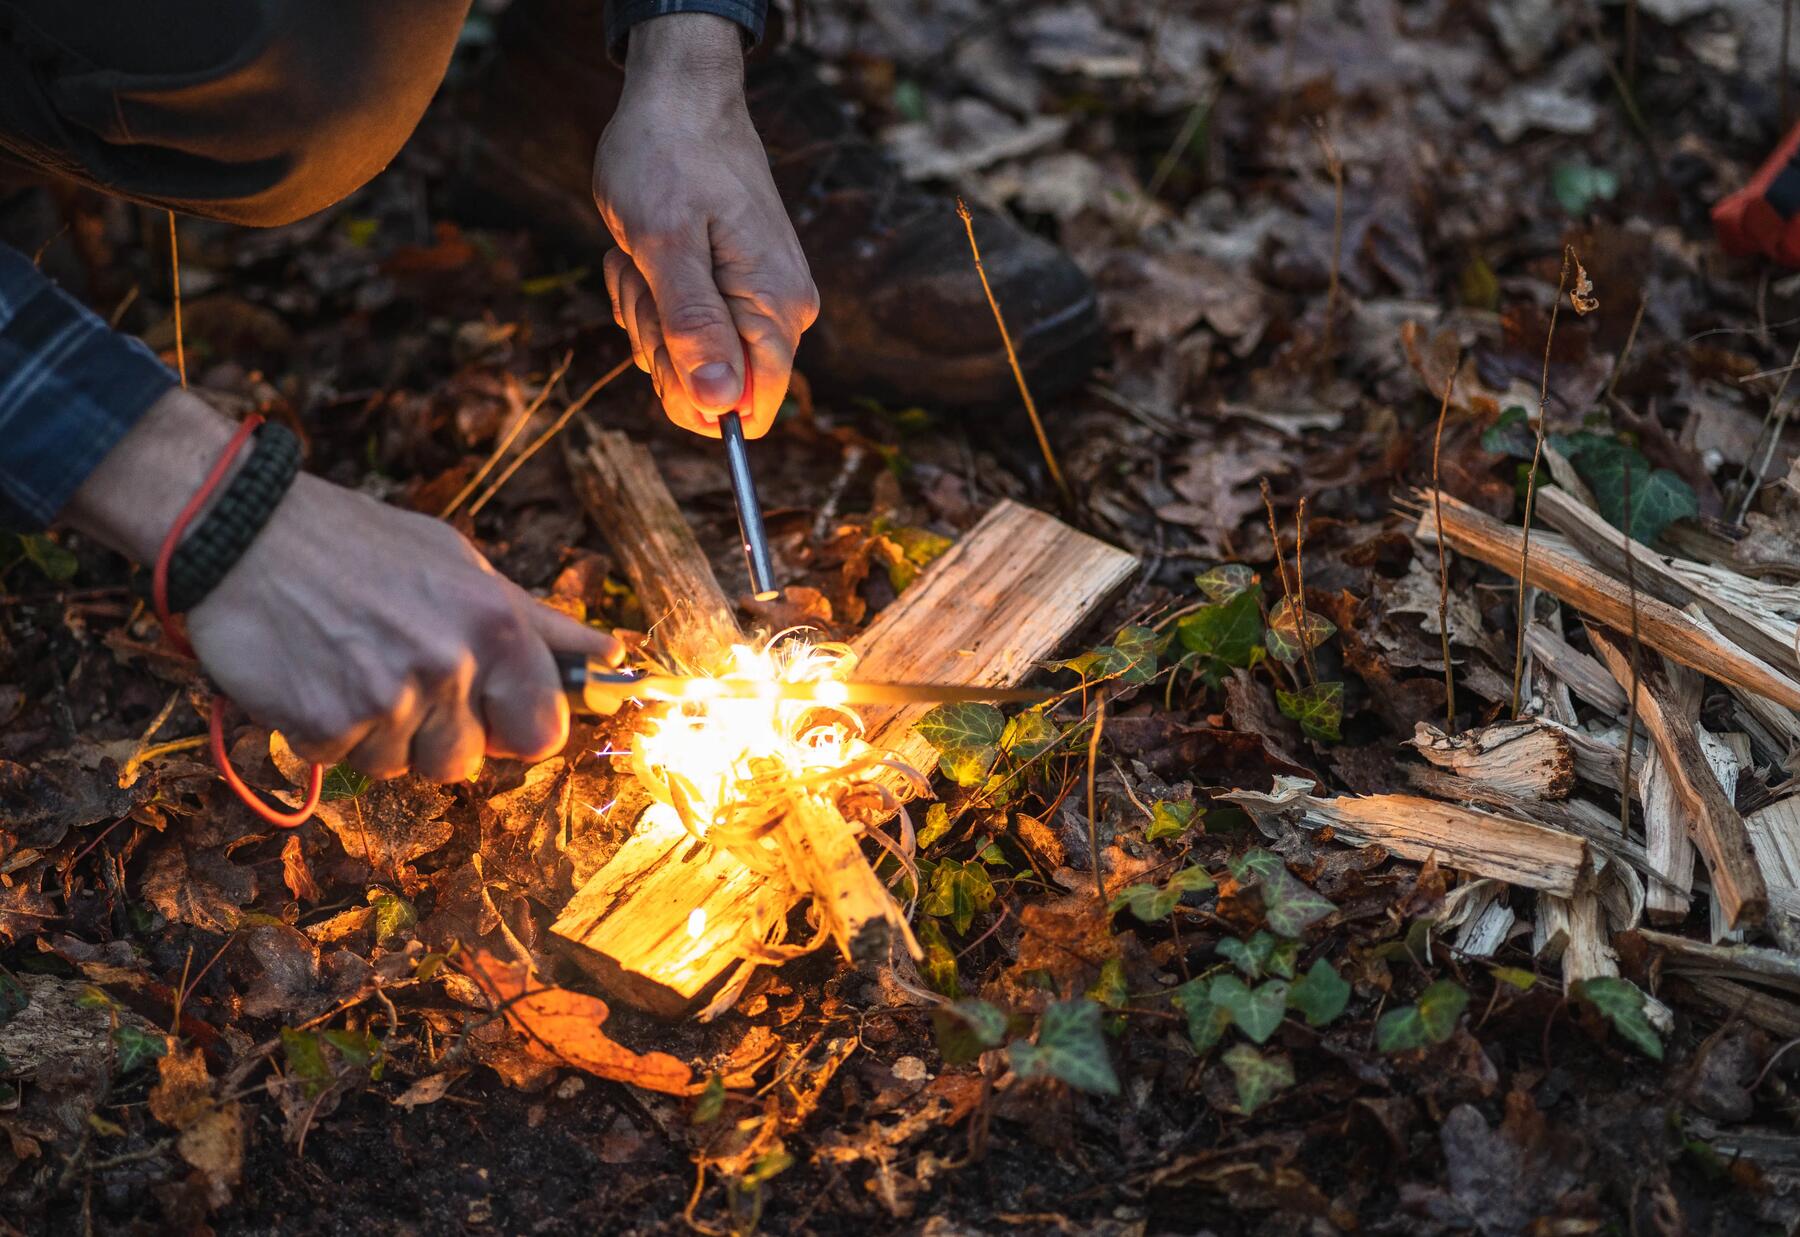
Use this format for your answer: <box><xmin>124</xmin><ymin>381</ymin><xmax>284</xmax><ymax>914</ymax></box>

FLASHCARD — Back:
<box><xmin>163</xmin><ymin>422</ymin><xmax>301</xmax><ymax>614</ymax></box>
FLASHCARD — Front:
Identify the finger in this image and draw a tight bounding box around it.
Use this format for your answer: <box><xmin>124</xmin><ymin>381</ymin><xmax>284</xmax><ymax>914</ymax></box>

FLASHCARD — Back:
<box><xmin>343</xmin><ymin>679</ymin><xmax>425</xmax><ymax>781</ymax></box>
<box><xmin>522</xmin><ymin>599</ymin><xmax>627</xmax><ymax>666</ymax></box>
<box><xmin>636</xmin><ymin>234</ymin><xmax>745</xmax><ymax>413</ymax></box>
<box><xmin>648</xmin><ymin>344</ymin><xmax>718</xmax><ymax>438</ymax></box>
<box><xmin>410</xmin><ymin>661</ymin><xmax>484</xmax><ymax>783</ymax></box>
<box><xmin>602</xmin><ymin>248</ymin><xmax>630</xmax><ymax>330</ymax></box>
<box><xmin>618</xmin><ymin>264</ymin><xmax>658</xmax><ymax>374</ymax></box>
<box><xmin>738</xmin><ymin>328</ymin><xmax>795</xmax><ymax>440</ymax></box>
<box><xmin>286</xmin><ymin>719</ymin><xmax>372</xmax><ymax>769</ymax></box>
<box><xmin>478</xmin><ymin>635</ymin><xmax>569</xmax><ymax>763</ymax></box>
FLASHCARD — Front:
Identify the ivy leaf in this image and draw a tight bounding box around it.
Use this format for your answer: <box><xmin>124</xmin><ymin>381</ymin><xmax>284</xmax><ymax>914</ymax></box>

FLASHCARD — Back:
<box><xmin>1146</xmin><ymin>798</ymin><xmax>1202</xmax><ymax>842</ymax></box>
<box><xmin>1008</xmin><ymin>999</ymin><xmax>1119</xmax><ymax>1097</ymax></box>
<box><xmin>112</xmin><ymin>1025</ymin><xmax>168</xmax><ymax>1074</ymax></box>
<box><xmin>322</xmin><ymin>1027</ymin><xmax>384</xmax><ymax>1079</ymax></box>
<box><xmin>918</xmin><ymin>803</ymin><xmax>952</xmax><ymax>851</ymax></box>
<box><xmin>1264</xmin><ymin>597</ymin><xmax>1337</xmax><ymax>665</ymax></box>
<box><xmin>1176</xmin><ymin>589</ymin><xmax>1263</xmax><ymax>668</ymax></box>
<box><xmin>1574</xmin><ymin>977</ymin><xmax>1664</xmax><ymax>1060</ymax></box>
<box><xmin>1551</xmin><ymin>160</ymin><xmax>1619</xmax><ymax>214</ymax></box>
<box><xmin>1194</xmin><ymin>564</ymin><xmax>1257</xmax><ymax>603</ymax></box>
<box><xmin>1210</xmin><ymin>975</ymin><xmax>1290</xmax><ymax>1044</ymax></box>
<box><xmin>371</xmin><ymin>892</ymin><xmax>417</xmax><ymax>944</ymax></box>
<box><xmin>1086</xmin><ymin>957</ymin><xmax>1129</xmax><ymax>1030</ymax></box>
<box><xmin>281</xmin><ymin>1028</ymin><xmax>334</xmax><ymax>1097</ymax></box>
<box><xmin>915</xmin><ymin>702</ymin><xmax>1006</xmax><ymax>753</ymax></box>
<box><xmin>1111</xmin><ymin>625</ymin><xmax>1161</xmax><ymax>685</ymax></box>
<box><xmin>1552</xmin><ymin>433</ymin><xmax>1698</xmax><ymax>543</ymax></box>
<box><xmin>1221</xmin><ymin>1044</ymin><xmax>1295</xmax><ymax>1115</ymax></box>
<box><xmin>322</xmin><ymin>763</ymin><xmax>372</xmax><ymax>801</ymax></box>
<box><xmin>1109</xmin><ymin>866</ymin><xmax>1214</xmax><ymax>922</ymax></box>
<box><xmin>1230</xmin><ymin>851</ymin><xmax>1336</xmax><ymax>937</ymax></box>
<box><xmin>1050</xmin><ymin>645</ymin><xmax>1131</xmax><ymax>679</ymax></box>
<box><xmin>692</xmin><ymin>1074</ymin><xmax>726</xmax><ymax>1124</ymax></box>
<box><xmin>1481</xmin><ymin>406</ymin><xmax>1535</xmax><ymax>458</ymax></box>
<box><xmin>19</xmin><ymin>533</ymin><xmax>78</xmax><ymax>582</ymax></box>
<box><xmin>1172</xmin><ymin>977</ymin><xmax>1234</xmax><ymax>1052</ymax></box>
<box><xmin>922</xmin><ymin>858</ymin><xmax>996</xmax><ymax>935</ymax></box>
<box><xmin>916</xmin><ymin>918</ymin><xmax>960</xmax><ymax>998</ymax></box>
<box><xmin>934</xmin><ymin>998</ymin><xmax>1011</xmax><ymax>1066</ymax></box>
<box><xmin>1375</xmin><ymin>980</ymin><xmax>1470</xmax><ymax>1053</ymax></box>
<box><xmin>1489</xmin><ymin>966</ymin><xmax>1539</xmax><ymax>992</ymax></box>
<box><xmin>1218</xmin><ymin>933</ymin><xmax>1269</xmax><ymax>980</ymax></box>
<box><xmin>938</xmin><ymin>745</ymin><xmax>998</xmax><ymax>787</ymax></box>
<box><xmin>1275</xmin><ymin>681</ymin><xmax>1344</xmax><ymax>742</ymax></box>
<box><xmin>1286</xmin><ymin>959</ymin><xmax>1351</xmax><ymax>1027</ymax></box>
<box><xmin>1000</xmin><ymin>713</ymin><xmax>1060</xmax><ymax>762</ymax></box>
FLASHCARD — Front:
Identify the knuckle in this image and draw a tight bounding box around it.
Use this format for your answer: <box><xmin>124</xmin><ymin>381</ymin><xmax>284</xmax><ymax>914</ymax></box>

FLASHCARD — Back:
<box><xmin>663</xmin><ymin>302</ymin><xmax>732</xmax><ymax>336</ymax></box>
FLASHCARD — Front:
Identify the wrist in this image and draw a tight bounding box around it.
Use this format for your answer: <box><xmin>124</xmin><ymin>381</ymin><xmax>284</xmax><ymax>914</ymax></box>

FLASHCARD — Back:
<box><xmin>622</xmin><ymin>13</ymin><xmax>743</xmax><ymax>102</ymax></box>
<box><xmin>61</xmin><ymin>388</ymin><xmax>247</xmax><ymax>564</ymax></box>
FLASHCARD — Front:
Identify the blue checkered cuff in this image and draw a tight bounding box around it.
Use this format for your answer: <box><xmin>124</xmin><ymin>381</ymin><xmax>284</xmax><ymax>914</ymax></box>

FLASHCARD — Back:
<box><xmin>604</xmin><ymin>0</ymin><xmax>767</xmax><ymax>62</ymax></box>
<box><xmin>0</xmin><ymin>245</ymin><xmax>177</xmax><ymax>531</ymax></box>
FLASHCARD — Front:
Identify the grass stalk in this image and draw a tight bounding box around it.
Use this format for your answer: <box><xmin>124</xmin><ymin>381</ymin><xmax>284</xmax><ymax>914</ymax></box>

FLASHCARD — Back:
<box><xmin>1512</xmin><ymin>246</ymin><xmax>1575</xmax><ymax>717</ymax></box>
<box><xmin>1430</xmin><ymin>357</ymin><xmax>1462</xmax><ymax>731</ymax></box>
<box><xmin>441</xmin><ymin>352</ymin><xmax>572</xmax><ymax>518</ymax></box>
<box><xmin>168</xmin><ymin>211</ymin><xmax>186</xmax><ymax>389</ymax></box>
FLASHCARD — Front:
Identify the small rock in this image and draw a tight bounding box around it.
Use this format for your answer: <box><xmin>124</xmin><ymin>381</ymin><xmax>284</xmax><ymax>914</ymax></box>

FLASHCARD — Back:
<box><xmin>892</xmin><ymin>1056</ymin><xmax>930</xmax><ymax>1083</ymax></box>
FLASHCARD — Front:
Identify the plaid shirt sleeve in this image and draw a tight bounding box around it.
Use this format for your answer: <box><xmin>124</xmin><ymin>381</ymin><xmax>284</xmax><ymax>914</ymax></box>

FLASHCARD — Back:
<box><xmin>603</xmin><ymin>0</ymin><xmax>768</xmax><ymax>61</ymax></box>
<box><xmin>0</xmin><ymin>244</ymin><xmax>177</xmax><ymax>532</ymax></box>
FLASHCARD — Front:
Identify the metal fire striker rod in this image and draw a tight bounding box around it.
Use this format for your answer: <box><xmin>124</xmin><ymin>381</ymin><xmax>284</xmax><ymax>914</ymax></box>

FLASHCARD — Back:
<box><xmin>719</xmin><ymin>343</ymin><xmax>780</xmax><ymax>601</ymax></box>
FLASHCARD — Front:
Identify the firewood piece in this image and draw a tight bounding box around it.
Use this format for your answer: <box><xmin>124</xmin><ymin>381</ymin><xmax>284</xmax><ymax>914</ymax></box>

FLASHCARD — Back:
<box><xmin>1535</xmin><ymin>487</ymin><xmax>1800</xmax><ymax>677</ymax></box>
<box><xmin>567</xmin><ymin>422</ymin><xmax>741</xmax><ymax>671</ymax></box>
<box><xmin>1219</xmin><ymin>779</ymin><xmax>1590</xmax><ymax>896</ymax></box>
<box><xmin>1677</xmin><ymin>975</ymin><xmax>1800</xmax><ymax>1039</ymax></box>
<box><xmin>774</xmin><ymin>793</ymin><xmax>912</xmax><ymax>963</ymax></box>
<box><xmin>1533</xmin><ymin>892</ymin><xmax>1618</xmax><ymax>987</ymax></box>
<box><xmin>852</xmin><ymin>499</ymin><xmax>1138</xmax><ymax>785</ymax></box>
<box><xmin>1526</xmin><ymin>622</ymin><xmax>1628</xmax><ymax>713</ymax></box>
<box><xmin>1640</xmin><ymin>660</ymin><xmax>1703</xmax><ymax>925</ymax></box>
<box><xmin>1413</xmin><ymin>490</ymin><xmax>1800</xmax><ymax>712</ymax></box>
<box><xmin>549</xmin><ymin>806</ymin><xmax>791</xmax><ymax>1017</ymax></box>
<box><xmin>1588</xmin><ymin>626</ymin><xmax>1768</xmax><ymax>931</ymax></box>
<box><xmin>1638</xmin><ymin>927</ymin><xmax>1800</xmax><ymax>995</ymax></box>
<box><xmin>1408</xmin><ymin>720</ymin><xmax>1576</xmax><ymax>800</ymax></box>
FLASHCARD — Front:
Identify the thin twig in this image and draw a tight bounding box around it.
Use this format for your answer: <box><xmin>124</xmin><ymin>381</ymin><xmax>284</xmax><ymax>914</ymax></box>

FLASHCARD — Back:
<box><xmin>1604</xmin><ymin>292</ymin><xmax>1647</xmax><ymax>404</ymax></box>
<box><xmin>1734</xmin><ymin>333</ymin><xmax>1800</xmax><ymax>523</ymax></box>
<box><xmin>1431</xmin><ymin>357</ymin><xmax>1463</xmax><ymax>730</ymax></box>
<box><xmin>1260</xmin><ymin>479</ymin><xmax>1312</xmax><ymax>684</ymax></box>
<box><xmin>956</xmin><ymin>198</ymin><xmax>1073</xmax><ymax>510</ymax></box>
<box><xmin>440</xmin><ymin>352</ymin><xmax>573</xmax><ymax>518</ymax></box>
<box><xmin>1086</xmin><ymin>693</ymin><xmax>1108</xmax><ymax>908</ymax></box>
<box><xmin>1292</xmin><ymin>496</ymin><xmax>1319</xmax><ymax>686</ymax></box>
<box><xmin>167</xmin><ymin>211</ymin><xmax>186</xmax><ymax>388</ymax></box>
<box><xmin>465</xmin><ymin>359</ymin><xmax>631</xmax><ymax>519</ymax></box>
<box><xmin>1513</xmin><ymin>246</ymin><xmax>1576</xmax><ymax>717</ymax></box>
<box><xmin>1310</xmin><ymin>118</ymin><xmax>1345</xmax><ymax>357</ymax></box>
<box><xmin>1620</xmin><ymin>461</ymin><xmax>1641</xmax><ymax>838</ymax></box>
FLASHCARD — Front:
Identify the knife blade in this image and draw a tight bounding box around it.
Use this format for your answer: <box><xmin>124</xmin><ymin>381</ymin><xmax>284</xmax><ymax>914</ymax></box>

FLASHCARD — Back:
<box><xmin>552</xmin><ymin>653</ymin><xmax>1054</xmax><ymax>715</ymax></box>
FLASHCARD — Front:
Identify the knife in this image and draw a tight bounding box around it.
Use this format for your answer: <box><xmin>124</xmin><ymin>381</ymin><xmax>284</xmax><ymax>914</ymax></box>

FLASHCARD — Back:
<box><xmin>552</xmin><ymin>652</ymin><xmax>1054</xmax><ymax>715</ymax></box>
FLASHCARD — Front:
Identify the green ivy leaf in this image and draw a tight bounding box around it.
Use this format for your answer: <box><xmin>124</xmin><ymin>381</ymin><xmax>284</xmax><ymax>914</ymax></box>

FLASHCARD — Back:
<box><xmin>1109</xmin><ymin>866</ymin><xmax>1214</xmax><ymax>923</ymax></box>
<box><xmin>1264</xmin><ymin>597</ymin><xmax>1337</xmax><ymax>665</ymax></box>
<box><xmin>1111</xmin><ymin>625</ymin><xmax>1161</xmax><ymax>685</ymax></box>
<box><xmin>281</xmin><ymin>1028</ymin><xmax>334</xmax><ymax>1097</ymax></box>
<box><xmin>1551</xmin><ymin>160</ymin><xmax>1619</xmax><ymax>214</ymax></box>
<box><xmin>322</xmin><ymin>764</ymin><xmax>372</xmax><ymax>801</ymax></box>
<box><xmin>371</xmin><ymin>892</ymin><xmax>417</xmax><ymax>944</ymax></box>
<box><xmin>1146</xmin><ymin>798</ymin><xmax>1202</xmax><ymax>842</ymax></box>
<box><xmin>1194</xmin><ymin>564</ymin><xmax>1257</xmax><ymax>603</ymax></box>
<box><xmin>1221</xmin><ymin>1044</ymin><xmax>1295</xmax><ymax>1115</ymax></box>
<box><xmin>1050</xmin><ymin>645</ymin><xmax>1130</xmax><ymax>679</ymax></box>
<box><xmin>1087</xmin><ymin>957</ymin><xmax>1129</xmax><ymax>1013</ymax></box>
<box><xmin>112</xmin><ymin>1025</ymin><xmax>168</xmax><ymax>1075</ymax></box>
<box><xmin>18</xmin><ymin>533</ymin><xmax>78</xmax><ymax>582</ymax></box>
<box><xmin>915</xmin><ymin>702</ymin><xmax>1006</xmax><ymax>753</ymax></box>
<box><xmin>916</xmin><ymin>918</ymin><xmax>960</xmax><ymax>998</ymax></box>
<box><xmin>322</xmin><ymin>1027</ymin><xmax>384</xmax><ymax>1079</ymax></box>
<box><xmin>1210</xmin><ymin>975</ymin><xmax>1290</xmax><ymax>1044</ymax></box>
<box><xmin>1217</xmin><ymin>931</ymin><xmax>1299</xmax><ymax>981</ymax></box>
<box><xmin>922</xmin><ymin>858</ymin><xmax>996</xmax><ymax>935</ymax></box>
<box><xmin>1286</xmin><ymin>958</ymin><xmax>1351</xmax><ymax>1027</ymax></box>
<box><xmin>1229</xmin><ymin>851</ymin><xmax>1336</xmax><ymax>937</ymax></box>
<box><xmin>1375</xmin><ymin>980</ymin><xmax>1470</xmax><ymax>1053</ymax></box>
<box><xmin>1172</xmin><ymin>976</ymin><xmax>1234</xmax><ymax>1052</ymax></box>
<box><xmin>1574</xmin><ymin>977</ymin><xmax>1664</xmax><ymax>1060</ymax></box>
<box><xmin>1552</xmin><ymin>433</ymin><xmax>1698</xmax><ymax>543</ymax></box>
<box><xmin>938</xmin><ymin>745</ymin><xmax>998</xmax><ymax>787</ymax></box>
<box><xmin>692</xmin><ymin>1074</ymin><xmax>727</xmax><ymax>1124</ymax></box>
<box><xmin>933</xmin><ymin>998</ymin><xmax>1011</xmax><ymax>1066</ymax></box>
<box><xmin>1000</xmin><ymin>713</ymin><xmax>1060</xmax><ymax>762</ymax></box>
<box><xmin>1177</xmin><ymin>589</ymin><xmax>1263</xmax><ymax>668</ymax></box>
<box><xmin>1008</xmin><ymin>999</ymin><xmax>1119</xmax><ymax>1097</ymax></box>
<box><xmin>1275</xmin><ymin>681</ymin><xmax>1344</xmax><ymax>742</ymax></box>
<box><xmin>918</xmin><ymin>803</ymin><xmax>952</xmax><ymax>851</ymax></box>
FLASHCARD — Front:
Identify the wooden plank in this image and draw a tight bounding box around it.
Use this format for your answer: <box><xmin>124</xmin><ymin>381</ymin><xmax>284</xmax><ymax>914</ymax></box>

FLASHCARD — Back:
<box><xmin>1588</xmin><ymin>626</ymin><xmax>1767</xmax><ymax>931</ymax></box>
<box><xmin>1413</xmin><ymin>489</ymin><xmax>1800</xmax><ymax>712</ymax></box>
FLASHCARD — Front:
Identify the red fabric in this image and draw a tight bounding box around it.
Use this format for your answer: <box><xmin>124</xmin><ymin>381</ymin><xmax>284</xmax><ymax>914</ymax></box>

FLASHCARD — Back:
<box><xmin>1714</xmin><ymin>119</ymin><xmax>1800</xmax><ymax>266</ymax></box>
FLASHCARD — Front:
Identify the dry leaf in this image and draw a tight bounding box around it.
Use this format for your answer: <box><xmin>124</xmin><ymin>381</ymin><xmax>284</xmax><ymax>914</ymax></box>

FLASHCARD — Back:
<box><xmin>281</xmin><ymin>833</ymin><xmax>322</xmax><ymax>903</ymax></box>
<box><xmin>393</xmin><ymin>1071</ymin><xmax>462</xmax><ymax>1110</ymax></box>
<box><xmin>1569</xmin><ymin>258</ymin><xmax>1598</xmax><ymax>315</ymax></box>
<box><xmin>459</xmin><ymin>950</ymin><xmax>693</xmax><ymax>1095</ymax></box>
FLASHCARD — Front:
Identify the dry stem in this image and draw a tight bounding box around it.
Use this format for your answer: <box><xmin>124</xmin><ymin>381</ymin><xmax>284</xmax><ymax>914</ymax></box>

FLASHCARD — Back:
<box><xmin>1620</xmin><ymin>460</ymin><xmax>1641</xmax><ymax>838</ymax></box>
<box><xmin>1087</xmin><ymin>693</ymin><xmax>1108</xmax><ymax>907</ymax></box>
<box><xmin>1513</xmin><ymin>245</ymin><xmax>1576</xmax><ymax>717</ymax></box>
<box><xmin>1430</xmin><ymin>356</ymin><xmax>1462</xmax><ymax>730</ymax></box>
<box><xmin>1293</xmin><ymin>496</ymin><xmax>1320</xmax><ymax>686</ymax></box>
<box><xmin>956</xmin><ymin>198</ymin><xmax>1073</xmax><ymax>510</ymax></box>
<box><xmin>167</xmin><ymin>211</ymin><xmax>186</xmax><ymax>388</ymax></box>
<box><xmin>1604</xmin><ymin>293</ymin><xmax>1646</xmax><ymax>404</ymax></box>
<box><xmin>441</xmin><ymin>352</ymin><xmax>573</xmax><ymax>518</ymax></box>
<box><xmin>466</xmin><ymin>359</ymin><xmax>631</xmax><ymax>518</ymax></box>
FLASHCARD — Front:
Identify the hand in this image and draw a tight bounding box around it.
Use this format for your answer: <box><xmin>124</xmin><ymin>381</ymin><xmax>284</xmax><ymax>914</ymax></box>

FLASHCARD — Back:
<box><xmin>64</xmin><ymin>390</ymin><xmax>622</xmax><ymax>781</ymax></box>
<box><xmin>594</xmin><ymin>13</ymin><xmax>818</xmax><ymax>439</ymax></box>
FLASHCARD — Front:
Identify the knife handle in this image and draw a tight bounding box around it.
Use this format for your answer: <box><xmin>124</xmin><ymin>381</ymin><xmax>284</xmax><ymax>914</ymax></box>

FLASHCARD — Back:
<box><xmin>552</xmin><ymin>652</ymin><xmax>641</xmax><ymax>716</ymax></box>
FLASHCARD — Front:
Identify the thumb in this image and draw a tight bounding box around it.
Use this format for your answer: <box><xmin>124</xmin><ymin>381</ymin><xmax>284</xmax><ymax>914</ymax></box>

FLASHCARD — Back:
<box><xmin>638</xmin><ymin>242</ymin><xmax>744</xmax><ymax>414</ymax></box>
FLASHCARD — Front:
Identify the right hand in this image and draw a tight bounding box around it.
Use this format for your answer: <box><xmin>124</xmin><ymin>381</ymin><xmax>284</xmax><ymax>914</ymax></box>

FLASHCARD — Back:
<box><xmin>184</xmin><ymin>474</ymin><xmax>622</xmax><ymax>781</ymax></box>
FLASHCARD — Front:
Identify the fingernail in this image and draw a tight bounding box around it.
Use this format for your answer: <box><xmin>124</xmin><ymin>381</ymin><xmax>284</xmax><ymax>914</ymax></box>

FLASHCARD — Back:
<box><xmin>691</xmin><ymin>361</ymin><xmax>740</xmax><ymax>408</ymax></box>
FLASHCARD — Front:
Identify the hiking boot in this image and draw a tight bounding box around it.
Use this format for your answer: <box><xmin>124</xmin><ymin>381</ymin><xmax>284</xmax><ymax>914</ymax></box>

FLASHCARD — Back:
<box><xmin>456</xmin><ymin>7</ymin><xmax>1102</xmax><ymax>407</ymax></box>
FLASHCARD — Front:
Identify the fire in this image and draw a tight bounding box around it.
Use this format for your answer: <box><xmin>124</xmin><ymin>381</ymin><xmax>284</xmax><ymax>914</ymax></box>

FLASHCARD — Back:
<box><xmin>627</xmin><ymin>632</ymin><xmax>875</xmax><ymax>866</ymax></box>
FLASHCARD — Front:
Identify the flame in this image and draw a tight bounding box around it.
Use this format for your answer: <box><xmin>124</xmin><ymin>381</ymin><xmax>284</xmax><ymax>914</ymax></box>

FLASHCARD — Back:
<box><xmin>628</xmin><ymin>633</ymin><xmax>871</xmax><ymax>857</ymax></box>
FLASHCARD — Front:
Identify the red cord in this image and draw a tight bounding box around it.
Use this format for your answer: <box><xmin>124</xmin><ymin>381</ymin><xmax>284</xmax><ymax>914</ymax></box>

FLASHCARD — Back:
<box><xmin>152</xmin><ymin>414</ymin><xmax>323</xmax><ymax>828</ymax></box>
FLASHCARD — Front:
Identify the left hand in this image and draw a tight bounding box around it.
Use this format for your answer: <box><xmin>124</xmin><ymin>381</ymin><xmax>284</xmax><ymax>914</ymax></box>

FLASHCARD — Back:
<box><xmin>593</xmin><ymin>13</ymin><xmax>818</xmax><ymax>440</ymax></box>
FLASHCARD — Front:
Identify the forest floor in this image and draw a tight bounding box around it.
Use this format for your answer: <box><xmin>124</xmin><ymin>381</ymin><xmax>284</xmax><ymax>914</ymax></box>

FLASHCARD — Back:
<box><xmin>5</xmin><ymin>0</ymin><xmax>1800</xmax><ymax>1233</ymax></box>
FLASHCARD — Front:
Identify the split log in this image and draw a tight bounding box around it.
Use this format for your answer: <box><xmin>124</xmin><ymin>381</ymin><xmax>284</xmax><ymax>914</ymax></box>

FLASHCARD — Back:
<box><xmin>1676</xmin><ymin>975</ymin><xmax>1800</xmax><ymax>1039</ymax></box>
<box><xmin>1639</xmin><ymin>660</ymin><xmax>1702</xmax><ymax>925</ymax></box>
<box><xmin>1589</xmin><ymin>626</ymin><xmax>1768</xmax><ymax>931</ymax></box>
<box><xmin>1638</xmin><ymin>928</ymin><xmax>1800</xmax><ymax>995</ymax></box>
<box><xmin>1526</xmin><ymin>622</ymin><xmax>1628</xmax><ymax>713</ymax></box>
<box><xmin>1533</xmin><ymin>892</ymin><xmax>1618</xmax><ymax>987</ymax></box>
<box><xmin>1413</xmin><ymin>490</ymin><xmax>1800</xmax><ymax>712</ymax></box>
<box><xmin>1219</xmin><ymin>780</ymin><xmax>1590</xmax><ymax>897</ymax></box>
<box><xmin>1408</xmin><ymin>720</ymin><xmax>1575</xmax><ymax>800</ymax></box>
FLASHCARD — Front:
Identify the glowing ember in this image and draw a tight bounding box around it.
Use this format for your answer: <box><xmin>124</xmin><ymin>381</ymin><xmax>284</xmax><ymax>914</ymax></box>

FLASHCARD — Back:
<box><xmin>628</xmin><ymin>633</ymin><xmax>874</xmax><ymax>858</ymax></box>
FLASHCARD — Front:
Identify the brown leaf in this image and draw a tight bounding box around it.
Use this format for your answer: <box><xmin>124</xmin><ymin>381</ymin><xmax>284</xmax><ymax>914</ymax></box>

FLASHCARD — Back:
<box><xmin>140</xmin><ymin>844</ymin><xmax>255</xmax><ymax>934</ymax></box>
<box><xmin>459</xmin><ymin>950</ymin><xmax>692</xmax><ymax>1095</ymax></box>
<box><xmin>478</xmin><ymin>758</ymin><xmax>571</xmax><ymax>902</ymax></box>
<box><xmin>149</xmin><ymin>1047</ymin><xmax>213</xmax><ymax>1129</ymax></box>
<box><xmin>150</xmin><ymin>1047</ymin><xmax>242</xmax><ymax>1208</ymax></box>
<box><xmin>280</xmin><ymin>833</ymin><xmax>322</xmax><ymax>903</ymax></box>
<box><xmin>311</xmin><ymin>779</ymin><xmax>453</xmax><ymax>889</ymax></box>
<box><xmin>1569</xmin><ymin>258</ymin><xmax>1598</xmax><ymax>315</ymax></box>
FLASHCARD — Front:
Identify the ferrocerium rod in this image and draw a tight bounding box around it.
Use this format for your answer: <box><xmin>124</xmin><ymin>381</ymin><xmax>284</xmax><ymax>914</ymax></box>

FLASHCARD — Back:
<box><xmin>719</xmin><ymin>410</ymin><xmax>779</xmax><ymax>602</ymax></box>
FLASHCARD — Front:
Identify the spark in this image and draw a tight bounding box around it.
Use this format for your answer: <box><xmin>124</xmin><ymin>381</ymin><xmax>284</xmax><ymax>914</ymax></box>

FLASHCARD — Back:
<box><xmin>580</xmin><ymin>797</ymin><xmax>619</xmax><ymax>819</ymax></box>
<box><xmin>686</xmin><ymin>907</ymin><xmax>707</xmax><ymax>939</ymax></box>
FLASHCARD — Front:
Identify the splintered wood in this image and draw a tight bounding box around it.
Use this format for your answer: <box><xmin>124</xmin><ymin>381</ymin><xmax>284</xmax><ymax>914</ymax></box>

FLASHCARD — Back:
<box><xmin>553</xmin><ymin>426</ymin><xmax>1136</xmax><ymax>1015</ymax></box>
